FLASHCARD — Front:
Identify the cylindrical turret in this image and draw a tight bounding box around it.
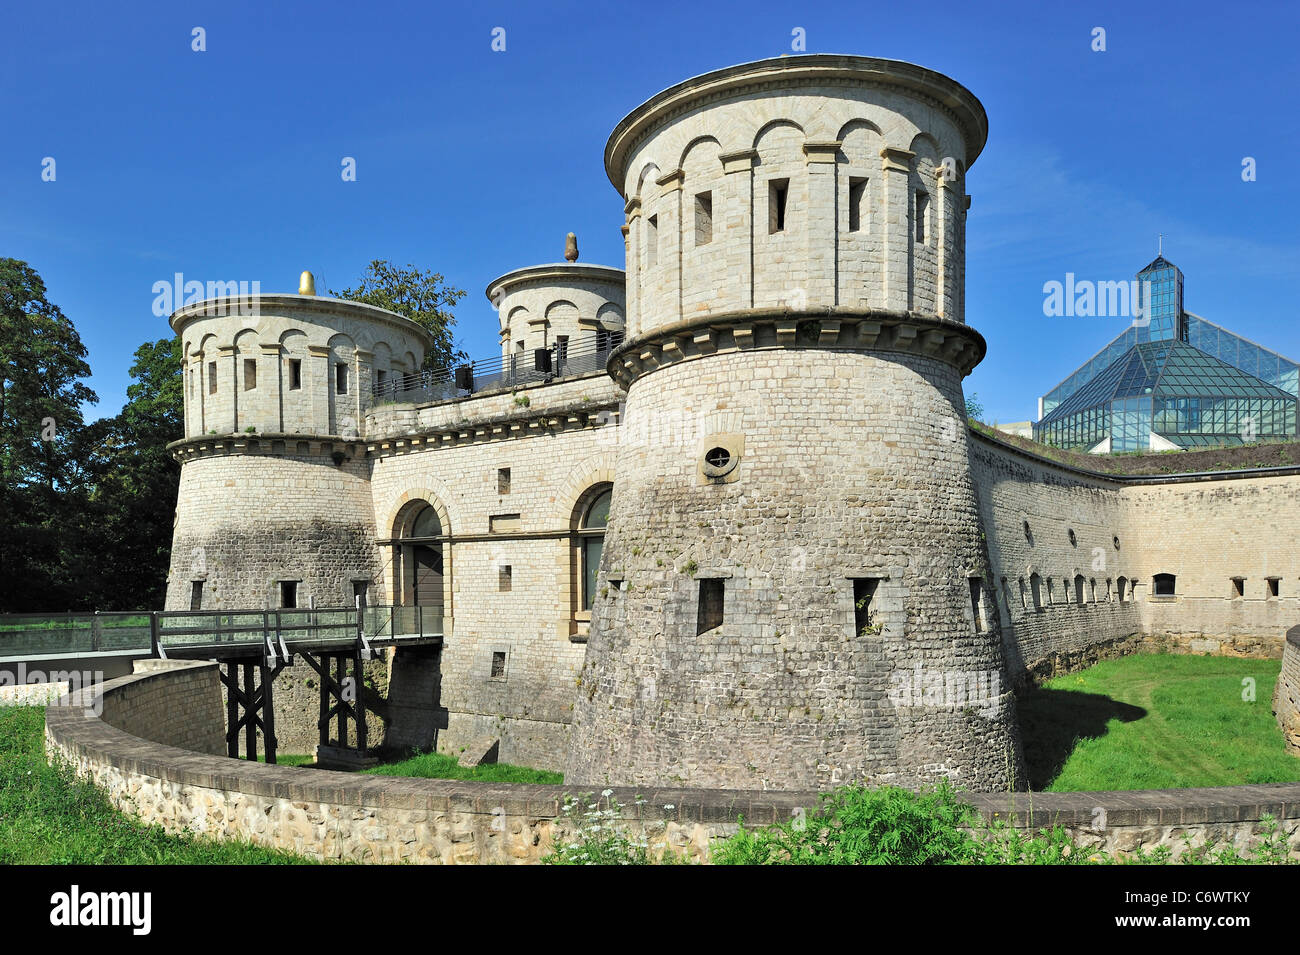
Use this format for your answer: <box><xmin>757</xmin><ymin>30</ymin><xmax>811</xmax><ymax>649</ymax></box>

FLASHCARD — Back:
<box><xmin>164</xmin><ymin>279</ymin><xmax>433</xmax><ymax>610</ymax></box>
<box><xmin>566</xmin><ymin>55</ymin><xmax>1022</xmax><ymax>793</ymax></box>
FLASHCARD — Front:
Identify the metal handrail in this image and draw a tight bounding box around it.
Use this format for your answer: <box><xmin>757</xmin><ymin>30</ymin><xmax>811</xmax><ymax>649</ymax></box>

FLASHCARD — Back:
<box><xmin>372</xmin><ymin>332</ymin><xmax>623</xmax><ymax>405</ymax></box>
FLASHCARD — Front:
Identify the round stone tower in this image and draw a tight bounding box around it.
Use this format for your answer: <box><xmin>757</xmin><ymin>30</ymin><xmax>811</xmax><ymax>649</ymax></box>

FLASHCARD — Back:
<box><xmin>164</xmin><ymin>278</ymin><xmax>433</xmax><ymax>610</ymax></box>
<box><xmin>565</xmin><ymin>55</ymin><xmax>1024</xmax><ymax>792</ymax></box>
<box><xmin>487</xmin><ymin>254</ymin><xmax>626</xmax><ymax>362</ymax></box>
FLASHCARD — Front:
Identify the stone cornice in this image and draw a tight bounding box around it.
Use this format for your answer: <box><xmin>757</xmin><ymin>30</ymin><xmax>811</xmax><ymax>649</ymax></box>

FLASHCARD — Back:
<box><xmin>169</xmin><ymin>294</ymin><xmax>434</xmax><ymax>350</ymax></box>
<box><xmin>167</xmin><ymin>433</ymin><xmax>362</xmax><ymax>464</ymax></box>
<box><xmin>605</xmin><ymin>54</ymin><xmax>989</xmax><ymax>192</ymax></box>
<box><xmin>484</xmin><ymin>263</ymin><xmax>626</xmax><ymax>305</ymax></box>
<box><xmin>364</xmin><ymin>400</ymin><xmax>622</xmax><ymax>461</ymax></box>
<box><xmin>605</xmin><ymin>308</ymin><xmax>987</xmax><ymax>389</ymax></box>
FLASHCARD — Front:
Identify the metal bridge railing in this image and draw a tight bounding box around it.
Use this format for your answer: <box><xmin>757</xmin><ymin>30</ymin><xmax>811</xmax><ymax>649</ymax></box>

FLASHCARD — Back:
<box><xmin>372</xmin><ymin>332</ymin><xmax>623</xmax><ymax>406</ymax></box>
<box><xmin>0</xmin><ymin>606</ymin><xmax>444</xmax><ymax>660</ymax></box>
<box><xmin>0</xmin><ymin>612</ymin><xmax>153</xmax><ymax>659</ymax></box>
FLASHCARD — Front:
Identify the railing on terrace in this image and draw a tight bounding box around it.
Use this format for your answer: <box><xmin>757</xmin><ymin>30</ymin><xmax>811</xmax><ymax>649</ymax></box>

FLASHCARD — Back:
<box><xmin>372</xmin><ymin>332</ymin><xmax>624</xmax><ymax>406</ymax></box>
<box><xmin>0</xmin><ymin>605</ymin><xmax>445</xmax><ymax>661</ymax></box>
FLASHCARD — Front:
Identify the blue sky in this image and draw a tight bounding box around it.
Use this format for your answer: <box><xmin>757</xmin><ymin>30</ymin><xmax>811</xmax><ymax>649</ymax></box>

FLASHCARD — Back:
<box><xmin>3</xmin><ymin>0</ymin><xmax>1296</xmax><ymax>425</ymax></box>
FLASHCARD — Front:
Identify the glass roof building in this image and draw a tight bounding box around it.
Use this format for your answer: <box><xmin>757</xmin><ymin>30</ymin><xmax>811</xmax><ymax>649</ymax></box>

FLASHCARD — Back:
<box><xmin>1034</xmin><ymin>257</ymin><xmax>1299</xmax><ymax>453</ymax></box>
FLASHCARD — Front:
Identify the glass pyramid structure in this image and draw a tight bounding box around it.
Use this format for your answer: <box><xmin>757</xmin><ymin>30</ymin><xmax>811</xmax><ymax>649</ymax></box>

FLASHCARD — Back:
<box><xmin>1035</xmin><ymin>257</ymin><xmax>1299</xmax><ymax>452</ymax></box>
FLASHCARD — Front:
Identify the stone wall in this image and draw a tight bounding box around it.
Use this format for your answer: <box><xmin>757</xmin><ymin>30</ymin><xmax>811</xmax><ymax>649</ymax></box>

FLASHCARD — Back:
<box><xmin>970</xmin><ymin>430</ymin><xmax>1300</xmax><ymax>685</ymax></box>
<box><xmin>365</xmin><ymin>371</ymin><xmax>624</xmax><ymax>768</ymax></box>
<box><xmin>43</xmin><ymin>662</ymin><xmax>1300</xmax><ymax>864</ymax></box>
<box><xmin>98</xmin><ymin>660</ymin><xmax>225</xmax><ymax>756</ymax></box>
<box><xmin>165</xmin><ymin>442</ymin><xmax>379</xmax><ymax>611</ymax></box>
<box><xmin>568</xmin><ymin>343</ymin><xmax>1021</xmax><ymax>794</ymax></box>
<box><xmin>1276</xmin><ymin>627</ymin><xmax>1300</xmax><ymax>754</ymax></box>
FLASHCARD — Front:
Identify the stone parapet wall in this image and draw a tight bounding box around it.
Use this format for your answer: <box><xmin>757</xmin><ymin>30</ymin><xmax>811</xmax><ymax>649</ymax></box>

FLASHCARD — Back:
<box><xmin>970</xmin><ymin>430</ymin><xmax>1300</xmax><ymax>684</ymax></box>
<box><xmin>1276</xmin><ymin>627</ymin><xmax>1300</xmax><ymax>754</ymax></box>
<box><xmin>97</xmin><ymin>660</ymin><xmax>225</xmax><ymax>756</ymax></box>
<box><xmin>43</xmin><ymin>662</ymin><xmax>1300</xmax><ymax>863</ymax></box>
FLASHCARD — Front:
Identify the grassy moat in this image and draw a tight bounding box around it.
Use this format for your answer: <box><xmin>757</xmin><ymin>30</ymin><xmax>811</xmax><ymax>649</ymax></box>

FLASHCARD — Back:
<box><xmin>2</xmin><ymin>653</ymin><xmax>1296</xmax><ymax>863</ymax></box>
<box><xmin>1018</xmin><ymin>654</ymin><xmax>1299</xmax><ymax>791</ymax></box>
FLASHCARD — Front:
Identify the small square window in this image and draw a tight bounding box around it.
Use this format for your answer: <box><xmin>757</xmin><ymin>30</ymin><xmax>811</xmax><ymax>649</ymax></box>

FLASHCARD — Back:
<box><xmin>848</xmin><ymin>177</ymin><xmax>868</xmax><ymax>232</ymax></box>
<box><xmin>969</xmin><ymin>578</ymin><xmax>984</xmax><ymax>632</ymax></box>
<box><xmin>694</xmin><ymin>191</ymin><xmax>713</xmax><ymax>246</ymax></box>
<box><xmin>646</xmin><ymin>215</ymin><xmax>659</xmax><ymax>267</ymax></box>
<box><xmin>768</xmin><ymin>179</ymin><xmax>789</xmax><ymax>234</ymax></box>
<box><xmin>697</xmin><ymin>579</ymin><xmax>724</xmax><ymax>634</ymax></box>
<box><xmin>851</xmin><ymin>578</ymin><xmax>880</xmax><ymax>636</ymax></box>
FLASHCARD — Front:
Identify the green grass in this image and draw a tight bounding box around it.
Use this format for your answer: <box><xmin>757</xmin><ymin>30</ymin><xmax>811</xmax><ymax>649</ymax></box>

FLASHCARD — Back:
<box><xmin>1018</xmin><ymin>653</ymin><xmax>1300</xmax><ymax>791</ymax></box>
<box><xmin>363</xmin><ymin>750</ymin><xmax>563</xmax><ymax>784</ymax></box>
<box><xmin>0</xmin><ymin>706</ymin><xmax>312</xmax><ymax>863</ymax></box>
<box><xmin>256</xmin><ymin>753</ymin><xmax>315</xmax><ymax>767</ymax></box>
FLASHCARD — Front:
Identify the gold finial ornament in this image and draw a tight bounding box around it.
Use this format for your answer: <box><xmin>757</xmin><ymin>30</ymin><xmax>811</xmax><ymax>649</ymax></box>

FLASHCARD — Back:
<box><xmin>299</xmin><ymin>271</ymin><xmax>316</xmax><ymax>296</ymax></box>
<box><xmin>564</xmin><ymin>233</ymin><xmax>579</xmax><ymax>263</ymax></box>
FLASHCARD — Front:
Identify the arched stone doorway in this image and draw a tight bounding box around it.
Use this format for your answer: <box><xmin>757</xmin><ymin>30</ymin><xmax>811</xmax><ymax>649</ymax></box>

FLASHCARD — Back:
<box><xmin>394</xmin><ymin>501</ymin><xmax>447</xmax><ymax>632</ymax></box>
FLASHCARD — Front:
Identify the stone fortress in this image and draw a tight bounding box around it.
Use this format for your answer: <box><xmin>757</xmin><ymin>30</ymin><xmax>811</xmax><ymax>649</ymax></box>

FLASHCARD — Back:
<box><xmin>164</xmin><ymin>55</ymin><xmax>1300</xmax><ymax>793</ymax></box>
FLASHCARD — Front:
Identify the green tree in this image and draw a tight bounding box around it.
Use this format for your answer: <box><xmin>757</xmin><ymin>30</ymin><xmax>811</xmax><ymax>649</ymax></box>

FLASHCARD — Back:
<box><xmin>0</xmin><ymin>259</ymin><xmax>99</xmax><ymax>611</ymax></box>
<box><xmin>85</xmin><ymin>338</ymin><xmax>183</xmax><ymax>609</ymax></box>
<box><xmin>965</xmin><ymin>392</ymin><xmax>985</xmax><ymax>422</ymax></box>
<box><xmin>331</xmin><ymin>260</ymin><xmax>467</xmax><ymax>370</ymax></box>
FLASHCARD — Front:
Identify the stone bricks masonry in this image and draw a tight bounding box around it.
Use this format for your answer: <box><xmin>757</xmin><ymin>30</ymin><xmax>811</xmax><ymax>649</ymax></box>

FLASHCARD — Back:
<box><xmin>43</xmin><ymin>663</ymin><xmax>1300</xmax><ymax>864</ymax></box>
<box><xmin>1276</xmin><ymin>627</ymin><xmax>1300</xmax><ymax>754</ymax></box>
<box><xmin>98</xmin><ymin>660</ymin><xmax>225</xmax><ymax>757</ymax></box>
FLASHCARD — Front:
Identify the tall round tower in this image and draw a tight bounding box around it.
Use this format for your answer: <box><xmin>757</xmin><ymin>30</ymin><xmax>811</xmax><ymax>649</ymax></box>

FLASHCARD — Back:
<box><xmin>165</xmin><ymin>279</ymin><xmax>433</xmax><ymax>610</ymax></box>
<box><xmin>565</xmin><ymin>55</ymin><xmax>1023</xmax><ymax>792</ymax></box>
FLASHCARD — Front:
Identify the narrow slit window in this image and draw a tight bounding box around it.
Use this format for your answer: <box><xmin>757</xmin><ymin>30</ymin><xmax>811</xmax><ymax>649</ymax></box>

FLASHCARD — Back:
<box><xmin>968</xmin><ymin>578</ymin><xmax>984</xmax><ymax>632</ymax></box>
<box><xmin>1075</xmin><ymin>575</ymin><xmax>1085</xmax><ymax>604</ymax></box>
<box><xmin>848</xmin><ymin>177</ymin><xmax>868</xmax><ymax>232</ymax></box>
<box><xmin>915</xmin><ymin>190</ymin><xmax>929</xmax><ymax>242</ymax></box>
<box><xmin>694</xmin><ymin>191</ymin><xmax>713</xmax><ymax>246</ymax></box>
<box><xmin>1030</xmin><ymin>573</ymin><xmax>1042</xmax><ymax>611</ymax></box>
<box><xmin>208</xmin><ymin>361</ymin><xmax>217</xmax><ymax>394</ymax></box>
<box><xmin>1268</xmin><ymin>577</ymin><xmax>1280</xmax><ymax>598</ymax></box>
<box><xmin>491</xmin><ymin>651</ymin><xmax>506</xmax><ymax>679</ymax></box>
<box><xmin>288</xmin><ymin>358</ymin><xmax>302</xmax><ymax>391</ymax></box>
<box><xmin>851</xmin><ymin>578</ymin><xmax>880</xmax><ymax>636</ymax></box>
<box><xmin>1232</xmin><ymin>577</ymin><xmax>1245</xmax><ymax>599</ymax></box>
<box><xmin>697</xmin><ymin>579</ymin><xmax>724</xmax><ymax>634</ymax></box>
<box><xmin>498</xmin><ymin>467</ymin><xmax>511</xmax><ymax>494</ymax></box>
<box><xmin>243</xmin><ymin>358</ymin><xmax>257</xmax><ymax>391</ymax></box>
<box><xmin>646</xmin><ymin>215</ymin><xmax>658</xmax><ymax>267</ymax></box>
<box><xmin>335</xmin><ymin>363</ymin><xmax>348</xmax><ymax>395</ymax></box>
<box><xmin>190</xmin><ymin>580</ymin><xmax>203</xmax><ymax>612</ymax></box>
<box><xmin>768</xmin><ymin>179</ymin><xmax>789</xmax><ymax>233</ymax></box>
<box><xmin>499</xmin><ymin>565</ymin><xmax>512</xmax><ymax>592</ymax></box>
<box><xmin>1117</xmin><ymin>577</ymin><xmax>1128</xmax><ymax>602</ymax></box>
